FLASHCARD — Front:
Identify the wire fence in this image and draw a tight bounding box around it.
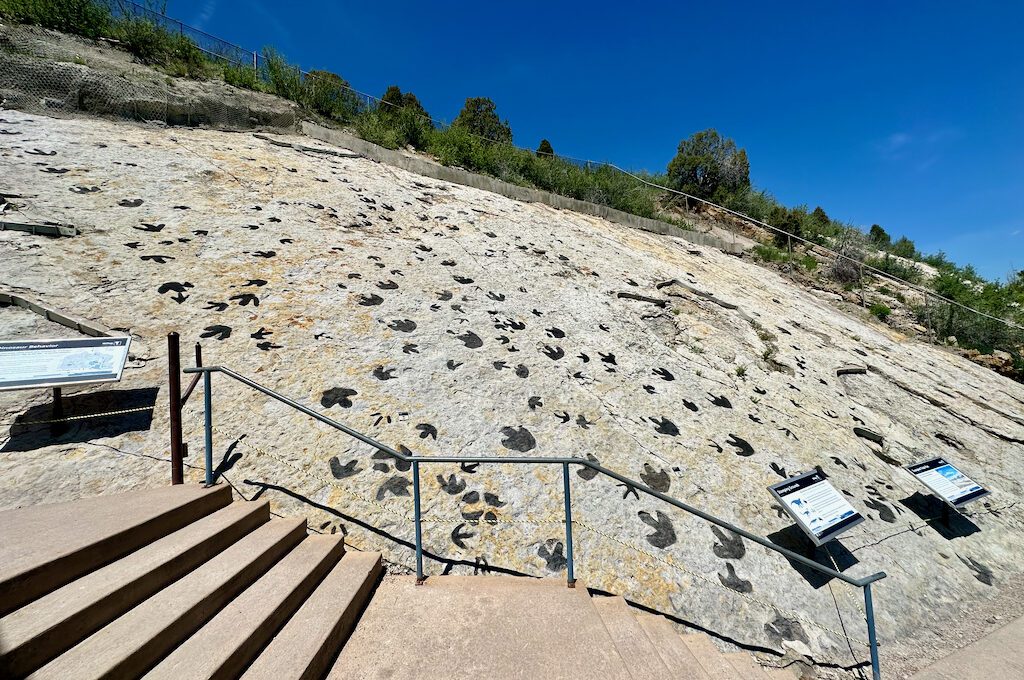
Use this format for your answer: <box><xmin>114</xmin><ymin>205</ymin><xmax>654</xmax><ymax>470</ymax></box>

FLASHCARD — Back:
<box><xmin>107</xmin><ymin>0</ymin><xmax>256</xmax><ymax>68</ymax></box>
<box><xmin>1</xmin><ymin>0</ymin><xmax>1021</xmax><ymax>358</ymax></box>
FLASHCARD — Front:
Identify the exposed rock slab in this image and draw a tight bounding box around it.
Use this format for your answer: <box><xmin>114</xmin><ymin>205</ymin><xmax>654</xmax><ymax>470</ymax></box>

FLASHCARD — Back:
<box><xmin>1</xmin><ymin>111</ymin><xmax>1023</xmax><ymax>669</ymax></box>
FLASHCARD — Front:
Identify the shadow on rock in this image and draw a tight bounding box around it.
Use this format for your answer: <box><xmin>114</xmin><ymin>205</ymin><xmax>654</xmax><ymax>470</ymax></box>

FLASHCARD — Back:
<box><xmin>2</xmin><ymin>387</ymin><xmax>158</xmax><ymax>452</ymax></box>
<box><xmin>899</xmin><ymin>492</ymin><xmax>980</xmax><ymax>540</ymax></box>
<box><xmin>765</xmin><ymin>524</ymin><xmax>859</xmax><ymax>589</ymax></box>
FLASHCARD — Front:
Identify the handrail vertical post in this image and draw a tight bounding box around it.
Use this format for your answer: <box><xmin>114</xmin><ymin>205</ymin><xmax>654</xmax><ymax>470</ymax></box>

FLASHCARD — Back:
<box><xmin>864</xmin><ymin>583</ymin><xmax>880</xmax><ymax>680</ymax></box>
<box><xmin>202</xmin><ymin>370</ymin><xmax>214</xmax><ymax>486</ymax></box>
<box><xmin>562</xmin><ymin>462</ymin><xmax>576</xmax><ymax>588</ymax></box>
<box><xmin>167</xmin><ymin>332</ymin><xmax>183</xmax><ymax>485</ymax></box>
<box><xmin>412</xmin><ymin>461</ymin><xmax>424</xmax><ymax>584</ymax></box>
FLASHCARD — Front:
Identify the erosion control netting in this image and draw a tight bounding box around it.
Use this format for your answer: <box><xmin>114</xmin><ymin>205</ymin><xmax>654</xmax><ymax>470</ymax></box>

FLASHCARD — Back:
<box><xmin>0</xmin><ymin>23</ymin><xmax>291</xmax><ymax>129</ymax></box>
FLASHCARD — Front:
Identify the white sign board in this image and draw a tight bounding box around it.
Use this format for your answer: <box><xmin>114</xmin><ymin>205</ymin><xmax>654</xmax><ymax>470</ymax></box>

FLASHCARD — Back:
<box><xmin>906</xmin><ymin>457</ymin><xmax>990</xmax><ymax>509</ymax></box>
<box><xmin>769</xmin><ymin>470</ymin><xmax>864</xmax><ymax>546</ymax></box>
<box><xmin>0</xmin><ymin>337</ymin><xmax>132</xmax><ymax>391</ymax></box>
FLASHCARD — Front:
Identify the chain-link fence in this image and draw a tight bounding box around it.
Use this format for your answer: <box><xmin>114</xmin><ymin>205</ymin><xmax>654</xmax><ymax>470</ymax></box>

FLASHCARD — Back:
<box><xmin>106</xmin><ymin>0</ymin><xmax>255</xmax><ymax>68</ymax></box>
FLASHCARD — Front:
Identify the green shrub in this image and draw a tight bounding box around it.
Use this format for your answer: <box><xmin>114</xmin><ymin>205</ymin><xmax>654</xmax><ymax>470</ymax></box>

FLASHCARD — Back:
<box><xmin>379</xmin><ymin>85</ymin><xmax>430</xmax><ymax>120</ymax></box>
<box><xmin>113</xmin><ymin>17</ymin><xmax>207</xmax><ymax>78</ymax></box>
<box><xmin>890</xmin><ymin>236</ymin><xmax>917</xmax><ymax>259</ymax></box>
<box><xmin>0</xmin><ymin>0</ymin><xmax>112</xmax><ymax>38</ymax></box>
<box><xmin>869</xmin><ymin>224</ymin><xmax>891</xmax><ymax>247</ymax></box>
<box><xmin>223</xmin><ymin>63</ymin><xmax>260</xmax><ymax>90</ymax></box>
<box><xmin>389</xmin><ymin>106</ymin><xmax>433</xmax><ymax>149</ymax></box>
<box><xmin>667</xmin><ymin>128</ymin><xmax>750</xmax><ymax>200</ymax></box>
<box><xmin>452</xmin><ymin>97</ymin><xmax>512</xmax><ymax>143</ymax></box>
<box><xmin>164</xmin><ymin>33</ymin><xmax>207</xmax><ymax>78</ymax></box>
<box><xmin>800</xmin><ymin>254</ymin><xmax>819</xmax><ymax>272</ymax></box>
<box><xmin>354</xmin><ymin>110</ymin><xmax>401</xmax><ymax>149</ymax></box>
<box><xmin>870</xmin><ymin>302</ymin><xmax>892</xmax><ymax>322</ymax></box>
<box><xmin>718</xmin><ymin>187</ymin><xmax>778</xmax><ymax>222</ymax></box>
<box><xmin>372</xmin><ymin>86</ymin><xmax>433</xmax><ymax>148</ymax></box>
<box><xmin>302</xmin><ymin>70</ymin><xmax>363</xmax><ymax>120</ymax></box>
<box><xmin>426</xmin><ymin>125</ymin><xmax>480</xmax><ymax>167</ymax></box>
<box><xmin>768</xmin><ymin>205</ymin><xmax>803</xmax><ymax>247</ymax></box>
<box><xmin>262</xmin><ymin>47</ymin><xmax>302</xmax><ymax>101</ymax></box>
<box><xmin>752</xmin><ymin>243</ymin><xmax>786</xmax><ymax>263</ymax></box>
<box><xmin>355</xmin><ymin>107</ymin><xmax>432</xmax><ymax>150</ymax></box>
<box><xmin>536</xmin><ymin>139</ymin><xmax>554</xmax><ymax>157</ymax></box>
<box><xmin>865</xmin><ymin>253</ymin><xmax>923</xmax><ymax>284</ymax></box>
<box><xmin>116</xmin><ymin>17</ymin><xmax>171</xmax><ymax>62</ymax></box>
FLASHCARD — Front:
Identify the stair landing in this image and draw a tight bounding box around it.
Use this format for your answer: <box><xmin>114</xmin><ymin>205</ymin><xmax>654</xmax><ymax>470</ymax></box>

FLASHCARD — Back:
<box><xmin>910</xmin><ymin>613</ymin><xmax>1024</xmax><ymax>679</ymax></box>
<box><xmin>329</xmin><ymin>575</ymin><xmax>632</xmax><ymax>679</ymax></box>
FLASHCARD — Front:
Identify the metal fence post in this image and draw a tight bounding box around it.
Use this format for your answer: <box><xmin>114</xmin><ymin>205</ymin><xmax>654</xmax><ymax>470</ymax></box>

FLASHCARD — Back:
<box><xmin>412</xmin><ymin>461</ymin><xmax>424</xmax><ymax>584</ymax></box>
<box><xmin>864</xmin><ymin>583</ymin><xmax>881</xmax><ymax>680</ymax></box>
<box><xmin>860</xmin><ymin>263</ymin><xmax>867</xmax><ymax>307</ymax></box>
<box><xmin>202</xmin><ymin>370</ymin><xmax>214</xmax><ymax>486</ymax></box>
<box><xmin>562</xmin><ymin>462</ymin><xmax>576</xmax><ymax>588</ymax></box>
<box><xmin>167</xmin><ymin>332</ymin><xmax>184</xmax><ymax>485</ymax></box>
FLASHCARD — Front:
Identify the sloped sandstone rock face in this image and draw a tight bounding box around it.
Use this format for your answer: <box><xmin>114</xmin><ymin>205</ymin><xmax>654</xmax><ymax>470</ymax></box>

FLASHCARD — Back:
<box><xmin>2</xmin><ymin>111</ymin><xmax>1023</xmax><ymax>668</ymax></box>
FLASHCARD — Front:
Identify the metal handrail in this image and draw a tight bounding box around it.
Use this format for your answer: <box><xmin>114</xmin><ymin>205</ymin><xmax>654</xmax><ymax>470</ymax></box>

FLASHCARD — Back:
<box><xmin>183</xmin><ymin>363</ymin><xmax>885</xmax><ymax>678</ymax></box>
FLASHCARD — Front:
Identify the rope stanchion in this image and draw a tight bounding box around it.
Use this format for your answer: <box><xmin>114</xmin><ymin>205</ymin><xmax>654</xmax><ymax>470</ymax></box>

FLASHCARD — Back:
<box><xmin>3</xmin><ymin>405</ymin><xmax>154</xmax><ymax>428</ymax></box>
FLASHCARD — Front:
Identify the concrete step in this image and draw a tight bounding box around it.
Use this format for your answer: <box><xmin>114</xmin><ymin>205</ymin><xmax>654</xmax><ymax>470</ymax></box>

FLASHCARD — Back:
<box><xmin>241</xmin><ymin>550</ymin><xmax>383</xmax><ymax>680</ymax></box>
<box><xmin>328</xmin><ymin>575</ymin><xmax>633</xmax><ymax>679</ymax></box>
<box><xmin>0</xmin><ymin>499</ymin><xmax>269</xmax><ymax>678</ymax></box>
<box><xmin>145</xmin><ymin>533</ymin><xmax>344</xmax><ymax>680</ymax></box>
<box><xmin>723</xmin><ymin>651</ymin><xmax>773</xmax><ymax>680</ymax></box>
<box><xmin>591</xmin><ymin>596</ymin><xmax>673</xmax><ymax>680</ymax></box>
<box><xmin>679</xmin><ymin>633</ymin><xmax>739</xmax><ymax>679</ymax></box>
<box><xmin>32</xmin><ymin>517</ymin><xmax>306</xmax><ymax>680</ymax></box>
<box><xmin>0</xmin><ymin>484</ymin><xmax>231</xmax><ymax>615</ymax></box>
<box><xmin>636</xmin><ymin>614</ymin><xmax>711</xmax><ymax>679</ymax></box>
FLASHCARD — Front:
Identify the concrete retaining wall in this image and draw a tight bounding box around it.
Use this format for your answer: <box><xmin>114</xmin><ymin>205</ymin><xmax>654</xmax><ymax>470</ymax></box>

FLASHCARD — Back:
<box><xmin>0</xmin><ymin>291</ymin><xmax>112</xmax><ymax>337</ymax></box>
<box><xmin>301</xmin><ymin>123</ymin><xmax>743</xmax><ymax>255</ymax></box>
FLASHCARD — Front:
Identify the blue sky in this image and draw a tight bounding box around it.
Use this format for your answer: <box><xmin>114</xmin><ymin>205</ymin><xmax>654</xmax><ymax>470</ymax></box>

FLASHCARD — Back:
<box><xmin>179</xmin><ymin>0</ymin><xmax>1023</xmax><ymax>280</ymax></box>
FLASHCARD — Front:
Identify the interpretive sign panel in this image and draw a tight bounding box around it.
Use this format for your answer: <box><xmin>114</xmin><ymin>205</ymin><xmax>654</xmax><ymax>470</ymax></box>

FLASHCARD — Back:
<box><xmin>769</xmin><ymin>470</ymin><xmax>865</xmax><ymax>546</ymax></box>
<box><xmin>906</xmin><ymin>457</ymin><xmax>990</xmax><ymax>509</ymax></box>
<box><xmin>0</xmin><ymin>337</ymin><xmax>132</xmax><ymax>391</ymax></box>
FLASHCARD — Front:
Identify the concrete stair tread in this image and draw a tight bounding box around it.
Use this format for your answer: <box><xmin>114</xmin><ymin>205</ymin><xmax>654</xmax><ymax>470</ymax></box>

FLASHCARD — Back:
<box><xmin>679</xmin><ymin>632</ymin><xmax>740</xmax><ymax>679</ymax></box>
<box><xmin>636</xmin><ymin>614</ymin><xmax>711</xmax><ymax>679</ymax></box>
<box><xmin>723</xmin><ymin>651</ymin><xmax>773</xmax><ymax>680</ymax></box>
<box><xmin>145</xmin><ymin>533</ymin><xmax>344</xmax><ymax>680</ymax></box>
<box><xmin>242</xmin><ymin>550</ymin><xmax>383</xmax><ymax>680</ymax></box>
<box><xmin>0</xmin><ymin>484</ymin><xmax>231</xmax><ymax>614</ymax></box>
<box><xmin>32</xmin><ymin>517</ymin><xmax>306</xmax><ymax>680</ymax></box>
<box><xmin>328</xmin><ymin>575</ymin><xmax>633</xmax><ymax>679</ymax></box>
<box><xmin>0</xmin><ymin>500</ymin><xmax>269</xmax><ymax>678</ymax></box>
<box><xmin>591</xmin><ymin>596</ymin><xmax>673</xmax><ymax>680</ymax></box>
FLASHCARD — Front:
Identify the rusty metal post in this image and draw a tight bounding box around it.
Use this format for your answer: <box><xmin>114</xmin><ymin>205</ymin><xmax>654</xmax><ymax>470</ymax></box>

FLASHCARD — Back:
<box><xmin>168</xmin><ymin>332</ymin><xmax>184</xmax><ymax>485</ymax></box>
